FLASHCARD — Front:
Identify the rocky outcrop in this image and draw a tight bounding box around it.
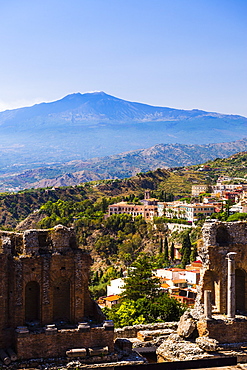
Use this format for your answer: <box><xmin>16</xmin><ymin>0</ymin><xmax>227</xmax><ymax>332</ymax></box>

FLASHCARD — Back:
<box><xmin>156</xmin><ymin>334</ymin><xmax>207</xmax><ymax>362</ymax></box>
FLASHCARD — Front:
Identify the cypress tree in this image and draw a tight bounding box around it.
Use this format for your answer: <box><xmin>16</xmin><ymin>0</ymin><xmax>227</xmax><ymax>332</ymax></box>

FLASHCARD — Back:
<box><xmin>190</xmin><ymin>245</ymin><xmax>197</xmax><ymax>262</ymax></box>
<box><xmin>170</xmin><ymin>242</ymin><xmax>175</xmax><ymax>261</ymax></box>
<box><xmin>95</xmin><ymin>270</ymin><xmax>99</xmax><ymax>283</ymax></box>
<box><xmin>164</xmin><ymin>237</ymin><xmax>169</xmax><ymax>261</ymax></box>
<box><xmin>181</xmin><ymin>231</ymin><xmax>191</xmax><ymax>268</ymax></box>
<box><xmin>159</xmin><ymin>237</ymin><xmax>163</xmax><ymax>254</ymax></box>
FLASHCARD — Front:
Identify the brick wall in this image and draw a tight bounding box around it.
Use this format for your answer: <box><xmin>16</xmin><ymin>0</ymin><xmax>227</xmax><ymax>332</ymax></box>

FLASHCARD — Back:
<box><xmin>197</xmin><ymin>221</ymin><xmax>247</xmax><ymax>314</ymax></box>
<box><xmin>197</xmin><ymin>318</ymin><xmax>247</xmax><ymax>343</ymax></box>
<box><xmin>0</xmin><ymin>226</ymin><xmax>108</xmax><ymax>359</ymax></box>
<box><xmin>15</xmin><ymin>327</ymin><xmax>114</xmax><ymax>359</ymax></box>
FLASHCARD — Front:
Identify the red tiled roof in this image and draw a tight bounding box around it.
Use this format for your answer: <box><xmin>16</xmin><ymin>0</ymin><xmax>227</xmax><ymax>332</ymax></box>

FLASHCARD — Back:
<box><xmin>104</xmin><ymin>295</ymin><xmax>120</xmax><ymax>302</ymax></box>
<box><xmin>172</xmin><ymin>279</ymin><xmax>187</xmax><ymax>284</ymax></box>
<box><xmin>161</xmin><ymin>283</ymin><xmax>170</xmax><ymax>289</ymax></box>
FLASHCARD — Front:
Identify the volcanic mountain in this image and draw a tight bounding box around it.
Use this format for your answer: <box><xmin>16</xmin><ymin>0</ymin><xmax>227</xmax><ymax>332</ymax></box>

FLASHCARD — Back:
<box><xmin>0</xmin><ymin>91</ymin><xmax>246</xmax><ymax>171</ymax></box>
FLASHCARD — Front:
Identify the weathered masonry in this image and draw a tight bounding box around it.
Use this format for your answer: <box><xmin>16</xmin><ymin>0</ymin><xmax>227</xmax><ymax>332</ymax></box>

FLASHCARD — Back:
<box><xmin>198</xmin><ymin>221</ymin><xmax>247</xmax><ymax>314</ymax></box>
<box><xmin>157</xmin><ymin>221</ymin><xmax>247</xmax><ymax>363</ymax></box>
<box><xmin>0</xmin><ymin>225</ymin><xmax>114</xmax><ymax>360</ymax></box>
<box><xmin>196</xmin><ymin>221</ymin><xmax>247</xmax><ymax>343</ymax></box>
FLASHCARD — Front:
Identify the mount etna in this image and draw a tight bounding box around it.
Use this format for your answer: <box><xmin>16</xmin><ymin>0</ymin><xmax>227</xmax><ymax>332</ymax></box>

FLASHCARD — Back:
<box><xmin>0</xmin><ymin>92</ymin><xmax>246</xmax><ymax>190</ymax></box>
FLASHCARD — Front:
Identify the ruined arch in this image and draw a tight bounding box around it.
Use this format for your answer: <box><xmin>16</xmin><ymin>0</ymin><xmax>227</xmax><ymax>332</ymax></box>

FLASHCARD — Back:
<box><xmin>53</xmin><ymin>278</ymin><xmax>71</xmax><ymax>322</ymax></box>
<box><xmin>25</xmin><ymin>281</ymin><xmax>40</xmax><ymax>322</ymax></box>
<box><xmin>235</xmin><ymin>268</ymin><xmax>246</xmax><ymax>313</ymax></box>
<box><xmin>203</xmin><ymin>270</ymin><xmax>220</xmax><ymax>310</ymax></box>
<box><xmin>216</xmin><ymin>225</ymin><xmax>229</xmax><ymax>245</ymax></box>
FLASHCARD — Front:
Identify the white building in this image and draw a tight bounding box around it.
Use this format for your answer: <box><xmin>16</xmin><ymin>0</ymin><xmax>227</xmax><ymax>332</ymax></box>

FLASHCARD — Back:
<box><xmin>107</xmin><ymin>278</ymin><xmax>125</xmax><ymax>296</ymax></box>
<box><xmin>164</xmin><ymin>202</ymin><xmax>215</xmax><ymax>223</ymax></box>
<box><xmin>185</xmin><ymin>270</ymin><xmax>200</xmax><ymax>285</ymax></box>
<box><xmin>154</xmin><ymin>268</ymin><xmax>186</xmax><ymax>281</ymax></box>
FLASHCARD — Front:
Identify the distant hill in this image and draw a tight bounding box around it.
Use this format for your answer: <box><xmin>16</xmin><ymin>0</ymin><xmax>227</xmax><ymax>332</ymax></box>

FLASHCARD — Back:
<box><xmin>0</xmin><ymin>92</ymin><xmax>246</xmax><ymax>171</ymax></box>
<box><xmin>1</xmin><ymin>151</ymin><xmax>247</xmax><ymax>229</ymax></box>
<box><xmin>1</xmin><ymin>138</ymin><xmax>247</xmax><ymax>191</ymax></box>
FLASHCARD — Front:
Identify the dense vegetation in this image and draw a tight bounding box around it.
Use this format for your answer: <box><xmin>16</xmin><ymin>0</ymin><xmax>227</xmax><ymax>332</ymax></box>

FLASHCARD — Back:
<box><xmin>103</xmin><ymin>256</ymin><xmax>185</xmax><ymax>327</ymax></box>
<box><xmin>0</xmin><ymin>151</ymin><xmax>245</xmax><ymax>308</ymax></box>
<box><xmin>1</xmin><ymin>151</ymin><xmax>247</xmax><ymax>229</ymax></box>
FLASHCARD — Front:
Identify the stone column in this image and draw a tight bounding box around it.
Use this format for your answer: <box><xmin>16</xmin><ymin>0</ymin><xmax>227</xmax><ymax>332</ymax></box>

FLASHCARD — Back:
<box><xmin>226</xmin><ymin>252</ymin><xmax>237</xmax><ymax>319</ymax></box>
<box><xmin>204</xmin><ymin>290</ymin><xmax>212</xmax><ymax>319</ymax></box>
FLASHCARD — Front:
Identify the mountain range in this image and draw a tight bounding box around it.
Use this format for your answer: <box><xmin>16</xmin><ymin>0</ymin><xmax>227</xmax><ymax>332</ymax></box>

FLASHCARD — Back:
<box><xmin>0</xmin><ymin>91</ymin><xmax>246</xmax><ymax>171</ymax></box>
<box><xmin>1</xmin><ymin>138</ymin><xmax>247</xmax><ymax>191</ymax></box>
<box><xmin>0</xmin><ymin>91</ymin><xmax>247</xmax><ymax>191</ymax></box>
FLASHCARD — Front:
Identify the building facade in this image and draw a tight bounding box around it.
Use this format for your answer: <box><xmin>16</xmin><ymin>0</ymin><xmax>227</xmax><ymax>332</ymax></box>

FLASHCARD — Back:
<box><xmin>108</xmin><ymin>201</ymin><xmax>158</xmax><ymax>220</ymax></box>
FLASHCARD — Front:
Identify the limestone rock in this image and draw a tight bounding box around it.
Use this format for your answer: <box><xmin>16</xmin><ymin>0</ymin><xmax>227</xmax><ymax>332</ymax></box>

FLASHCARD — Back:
<box><xmin>177</xmin><ymin>312</ymin><xmax>197</xmax><ymax>339</ymax></box>
<box><xmin>156</xmin><ymin>337</ymin><xmax>207</xmax><ymax>362</ymax></box>
<box><xmin>196</xmin><ymin>337</ymin><xmax>219</xmax><ymax>352</ymax></box>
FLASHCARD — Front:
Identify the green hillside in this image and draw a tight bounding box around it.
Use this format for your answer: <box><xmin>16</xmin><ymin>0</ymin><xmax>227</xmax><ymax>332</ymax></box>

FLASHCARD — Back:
<box><xmin>0</xmin><ymin>151</ymin><xmax>246</xmax><ymax>229</ymax></box>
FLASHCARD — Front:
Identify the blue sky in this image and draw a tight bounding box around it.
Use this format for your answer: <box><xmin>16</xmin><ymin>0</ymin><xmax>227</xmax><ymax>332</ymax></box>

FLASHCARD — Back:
<box><xmin>0</xmin><ymin>0</ymin><xmax>246</xmax><ymax>116</ymax></box>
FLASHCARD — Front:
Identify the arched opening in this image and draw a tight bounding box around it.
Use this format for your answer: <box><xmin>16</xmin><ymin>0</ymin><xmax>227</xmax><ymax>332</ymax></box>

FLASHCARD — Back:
<box><xmin>203</xmin><ymin>270</ymin><xmax>216</xmax><ymax>305</ymax></box>
<box><xmin>216</xmin><ymin>225</ymin><xmax>229</xmax><ymax>245</ymax></box>
<box><xmin>235</xmin><ymin>269</ymin><xmax>246</xmax><ymax>312</ymax></box>
<box><xmin>53</xmin><ymin>278</ymin><xmax>71</xmax><ymax>322</ymax></box>
<box><xmin>25</xmin><ymin>281</ymin><xmax>40</xmax><ymax>322</ymax></box>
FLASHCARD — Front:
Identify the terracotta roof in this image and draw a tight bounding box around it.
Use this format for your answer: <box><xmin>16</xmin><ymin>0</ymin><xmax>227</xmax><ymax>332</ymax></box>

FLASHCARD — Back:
<box><xmin>170</xmin><ymin>268</ymin><xmax>186</xmax><ymax>272</ymax></box>
<box><xmin>172</xmin><ymin>279</ymin><xmax>187</xmax><ymax>284</ymax></box>
<box><xmin>161</xmin><ymin>283</ymin><xmax>170</xmax><ymax>289</ymax></box>
<box><xmin>186</xmin><ymin>269</ymin><xmax>200</xmax><ymax>273</ymax></box>
<box><xmin>104</xmin><ymin>295</ymin><xmax>120</xmax><ymax>302</ymax></box>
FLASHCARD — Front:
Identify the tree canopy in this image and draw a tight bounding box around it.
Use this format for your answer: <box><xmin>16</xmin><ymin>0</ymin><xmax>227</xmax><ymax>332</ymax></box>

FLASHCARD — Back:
<box><xmin>103</xmin><ymin>254</ymin><xmax>185</xmax><ymax>327</ymax></box>
<box><xmin>121</xmin><ymin>255</ymin><xmax>160</xmax><ymax>301</ymax></box>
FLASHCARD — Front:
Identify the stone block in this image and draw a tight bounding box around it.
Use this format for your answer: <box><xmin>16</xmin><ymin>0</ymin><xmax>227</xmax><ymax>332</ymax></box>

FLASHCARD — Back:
<box><xmin>137</xmin><ymin>331</ymin><xmax>152</xmax><ymax>342</ymax></box>
<box><xmin>45</xmin><ymin>324</ymin><xmax>58</xmax><ymax>334</ymax></box>
<box><xmin>78</xmin><ymin>322</ymin><xmax>90</xmax><ymax>332</ymax></box>
<box><xmin>196</xmin><ymin>336</ymin><xmax>219</xmax><ymax>352</ymax></box>
<box><xmin>103</xmin><ymin>320</ymin><xmax>114</xmax><ymax>331</ymax></box>
<box><xmin>66</xmin><ymin>348</ymin><xmax>87</xmax><ymax>358</ymax></box>
<box><xmin>88</xmin><ymin>346</ymin><xmax>109</xmax><ymax>356</ymax></box>
<box><xmin>115</xmin><ymin>338</ymin><xmax>132</xmax><ymax>352</ymax></box>
<box><xmin>15</xmin><ymin>326</ymin><xmax>29</xmax><ymax>335</ymax></box>
<box><xmin>177</xmin><ymin>314</ymin><xmax>196</xmax><ymax>339</ymax></box>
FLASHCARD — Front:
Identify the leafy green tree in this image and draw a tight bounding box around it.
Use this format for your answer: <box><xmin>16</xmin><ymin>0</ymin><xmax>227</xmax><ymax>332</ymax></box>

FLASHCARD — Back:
<box><xmin>227</xmin><ymin>213</ymin><xmax>247</xmax><ymax>222</ymax></box>
<box><xmin>122</xmin><ymin>255</ymin><xmax>160</xmax><ymax>301</ymax></box>
<box><xmin>103</xmin><ymin>301</ymin><xmax>145</xmax><ymax>327</ymax></box>
<box><xmin>103</xmin><ymin>293</ymin><xmax>185</xmax><ymax>327</ymax></box>
<box><xmin>136</xmin><ymin>293</ymin><xmax>185</xmax><ymax>322</ymax></box>
<box><xmin>95</xmin><ymin>235</ymin><xmax>118</xmax><ymax>256</ymax></box>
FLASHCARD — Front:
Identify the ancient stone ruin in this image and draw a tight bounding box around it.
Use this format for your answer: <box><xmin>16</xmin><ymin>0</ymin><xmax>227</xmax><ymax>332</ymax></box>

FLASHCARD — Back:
<box><xmin>157</xmin><ymin>220</ymin><xmax>247</xmax><ymax>363</ymax></box>
<box><xmin>0</xmin><ymin>225</ymin><xmax>114</xmax><ymax>363</ymax></box>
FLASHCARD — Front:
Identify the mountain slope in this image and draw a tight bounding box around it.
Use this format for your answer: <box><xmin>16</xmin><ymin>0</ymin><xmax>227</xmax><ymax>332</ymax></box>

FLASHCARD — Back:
<box><xmin>1</xmin><ymin>138</ymin><xmax>247</xmax><ymax>191</ymax></box>
<box><xmin>1</xmin><ymin>151</ymin><xmax>247</xmax><ymax>229</ymax></box>
<box><xmin>0</xmin><ymin>92</ymin><xmax>246</xmax><ymax>170</ymax></box>
<box><xmin>1</xmin><ymin>91</ymin><xmax>244</xmax><ymax>125</ymax></box>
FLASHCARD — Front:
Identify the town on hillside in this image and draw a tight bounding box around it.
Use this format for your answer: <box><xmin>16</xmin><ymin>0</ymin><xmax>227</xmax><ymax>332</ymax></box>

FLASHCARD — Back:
<box><xmin>102</xmin><ymin>176</ymin><xmax>247</xmax><ymax>310</ymax></box>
